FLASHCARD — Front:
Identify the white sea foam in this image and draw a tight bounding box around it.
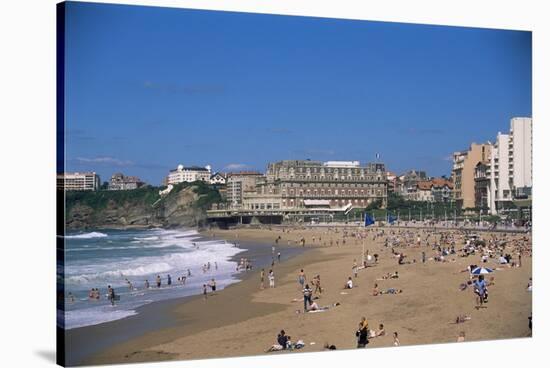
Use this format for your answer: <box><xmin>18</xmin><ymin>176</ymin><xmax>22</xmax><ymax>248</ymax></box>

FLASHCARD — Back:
<box><xmin>63</xmin><ymin>228</ymin><xmax>246</xmax><ymax>329</ymax></box>
<box><xmin>65</xmin><ymin>307</ymin><xmax>138</xmax><ymax>329</ymax></box>
<box><xmin>65</xmin><ymin>231</ymin><xmax>108</xmax><ymax>239</ymax></box>
<box><xmin>133</xmin><ymin>236</ymin><xmax>159</xmax><ymax>241</ymax></box>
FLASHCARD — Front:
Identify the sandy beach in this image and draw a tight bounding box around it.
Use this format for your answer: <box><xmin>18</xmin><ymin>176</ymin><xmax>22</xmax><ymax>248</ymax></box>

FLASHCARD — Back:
<box><xmin>84</xmin><ymin>225</ymin><xmax>532</xmax><ymax>366</ymax></box>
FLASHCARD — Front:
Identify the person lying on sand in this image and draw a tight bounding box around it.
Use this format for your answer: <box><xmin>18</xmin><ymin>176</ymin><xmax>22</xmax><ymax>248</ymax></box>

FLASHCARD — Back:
<box><xmin>308</xmin><ymin>301</ymin><xmax>340</xmax><ymax>312</ymax></box>
<box><xmin>455</xmin><ymin>315</ymin><xmax>471</xmax><ymax>324</ymax></box>
<box><xmin>377</xmin><ymin>271</ymin><xmax>399</xmax><ymax>280</ymax></box>
<box><xmin>378</xmin><ymin>288</ymin><xmax>403</xmax><ymax>295</ymax></box>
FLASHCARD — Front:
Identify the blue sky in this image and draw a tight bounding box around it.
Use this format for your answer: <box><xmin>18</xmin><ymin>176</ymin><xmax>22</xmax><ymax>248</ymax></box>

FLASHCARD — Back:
<box><xmin>63</xmin><ymin>2</ymin><xmax>532</xmax><ymax>185</ymax></box>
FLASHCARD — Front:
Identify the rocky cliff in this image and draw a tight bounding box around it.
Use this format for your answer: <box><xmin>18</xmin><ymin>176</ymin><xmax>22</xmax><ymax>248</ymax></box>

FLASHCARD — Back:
<box><xmin>64</xmin><ymin>182</ymin><xmax>221</xmax><ymax>229</ymax></box>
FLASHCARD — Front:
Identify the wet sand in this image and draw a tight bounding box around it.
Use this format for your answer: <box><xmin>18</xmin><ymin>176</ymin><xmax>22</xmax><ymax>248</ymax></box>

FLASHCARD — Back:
<box><xmin>83</xmin><ymin>226</ymin><xmax>532</xmax><ymax>366</ymax></box>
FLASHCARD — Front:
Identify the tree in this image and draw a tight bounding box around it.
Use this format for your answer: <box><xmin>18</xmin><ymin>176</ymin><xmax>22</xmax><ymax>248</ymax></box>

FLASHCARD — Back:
<box><xmin>366</xmin><ymin>199</ymin><xmax>382</xmax><ymax>211</ymax></box>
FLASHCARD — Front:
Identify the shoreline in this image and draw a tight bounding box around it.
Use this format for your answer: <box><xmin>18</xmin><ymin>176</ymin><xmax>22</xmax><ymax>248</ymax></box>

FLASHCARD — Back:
<box><xmin>65</xmin><ymin>228</ymin><xmax>309</xmax><ymax>366</ymax></box>
<box><xmin>75</xmin><ymin>226</ymin><xmax>531</xmax><ymax>366</ymax></box>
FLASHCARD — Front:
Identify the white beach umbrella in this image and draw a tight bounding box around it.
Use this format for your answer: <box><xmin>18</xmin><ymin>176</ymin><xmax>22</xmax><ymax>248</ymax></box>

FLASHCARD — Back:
<box><xmin>471</xmin><ymin>267</ymin><xmax>493</xmax><ymax>275</ymax></box>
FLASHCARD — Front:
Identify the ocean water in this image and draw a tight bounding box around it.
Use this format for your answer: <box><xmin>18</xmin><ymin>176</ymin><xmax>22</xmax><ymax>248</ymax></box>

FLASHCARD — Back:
<box><xmin>62</xmin><ymin>228</ymin><xmax>245</xmax><ymax>330</ymax></box>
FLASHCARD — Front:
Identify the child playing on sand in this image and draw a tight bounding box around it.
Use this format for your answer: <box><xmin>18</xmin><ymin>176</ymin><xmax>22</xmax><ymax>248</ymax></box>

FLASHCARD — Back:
<box><xmin>393</xmin><ymin>332</ymin><xmax>400</xmax><ymax>346</ymax></box>
<box><xmin>345</xmin><ymin>277</ymin><xmax>353</xmax><ymax>289</ymax></box>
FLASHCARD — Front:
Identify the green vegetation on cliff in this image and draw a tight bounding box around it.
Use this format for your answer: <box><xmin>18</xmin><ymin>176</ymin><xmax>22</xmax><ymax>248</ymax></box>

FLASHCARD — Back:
<box><xmin>66</xmin><ymin>186</ymin><xmax>161</xmax><ymax>213</ymax></box>
<box><xmin>64</xmin><ymin>181</ymin><xmax>223</xmax><ymax>229</ymax></box>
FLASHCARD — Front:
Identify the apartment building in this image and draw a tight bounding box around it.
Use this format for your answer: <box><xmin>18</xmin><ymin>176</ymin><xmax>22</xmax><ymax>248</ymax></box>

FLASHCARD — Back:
<box><xmin>57</xmin><ymin>172</ymin><xmax>100</xmax><ymax>191</ymax></box>
<box><xmin>108</xmin><ymin>173</ymin><xmax>145</xmax><ymax>190</ymax></box>
<box><xmin>226</xmin><ymin>171</ymin><xmax>264</xmax><ymax>208</ymax></box>
<box><xmin>452</xmin><ymin>143</ymin><xmax>492</xmax><ymax>209</ymax></box>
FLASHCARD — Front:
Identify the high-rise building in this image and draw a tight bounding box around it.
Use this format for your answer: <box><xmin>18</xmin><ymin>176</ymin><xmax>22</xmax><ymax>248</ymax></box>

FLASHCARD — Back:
<box><xmin>510</xmin><ymin>117</ymin><xmax>533</xmax><ymax>197</ymax></box>
<box><xmin>57</xmin><ymin>172</ymin><xmax>100</xmax><ymax>191</ymax></box>
<box><xmin>488</xmin><ymin>117</ymin><xmax>532</xmax><ymax>214</ymax></box>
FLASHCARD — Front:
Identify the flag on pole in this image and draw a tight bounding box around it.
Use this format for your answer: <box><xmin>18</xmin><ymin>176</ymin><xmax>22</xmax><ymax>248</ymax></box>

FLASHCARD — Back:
<box><xmin>364</xmin><ymin>214</ymin><xmax>375</xmax><ymax>227</ymax></box>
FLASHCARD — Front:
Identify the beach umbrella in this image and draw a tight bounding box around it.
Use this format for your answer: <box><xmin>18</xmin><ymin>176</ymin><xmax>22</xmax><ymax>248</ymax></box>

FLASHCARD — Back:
<box><xmin>471</xmin><ymin>267</ymin><xmax>493</xmax><ymax>275</ymax></box>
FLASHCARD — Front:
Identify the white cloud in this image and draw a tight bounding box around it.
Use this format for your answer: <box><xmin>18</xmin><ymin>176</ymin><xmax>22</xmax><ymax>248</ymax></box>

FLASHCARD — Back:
<box><xmin>224</xmin><ymin>163</ymin><xmax>248</xmax><ymax>170</ymax></box>
<box><xmin>75</xmin><ymin>156</ymin><xmax>134</xmax><ymax>167</ymax></box>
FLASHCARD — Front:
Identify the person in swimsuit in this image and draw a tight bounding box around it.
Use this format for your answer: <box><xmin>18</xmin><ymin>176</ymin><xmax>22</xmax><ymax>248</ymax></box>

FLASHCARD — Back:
<box><xmin>260</xmin><ymin>269</ymin><xmax>265</xmax><ymax>289</ymax></box>
<box><xmin>298</xmin><ymin>269</ymin><xmax>306</xmax><ymax>288</ymax></box>
<box><xmin>107</xmin><ymin>285</ymin><xmax>116</xmax><ymax>306</ymax></box>
<box><xmin>210</xmin><ymin>278</ymin><xmax>216</xmax><ymax>293</ymax></box>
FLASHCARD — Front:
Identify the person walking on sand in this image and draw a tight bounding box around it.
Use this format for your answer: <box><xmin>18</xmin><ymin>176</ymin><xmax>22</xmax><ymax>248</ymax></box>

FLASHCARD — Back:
<box><xmin>260</xmin><ymin>269</ymin><xmax>265</xmax><ymax>289</ymax></box>
<box><xmin>313</xmin><ymin>274</ymin><xmax>323</xmax><ymax>295</ymax></box>
<box><xmin>269</xmin><ymin>269</ymin><xmax>275</xmax><ymax>288</ymax></box>
<box><xmin>302</xmin><ymin>284</ymin><xmax>313</xmax><ymax>312</ymax></box>
<box><xmin>298</xmin><ymin>269</ymin><xmax>306</xmax><ymax>289</ymax></box>
<box><xmin>356</xmin><ymin>320</ymin><xmax>369</xmax><ymax>348</ymax></box>
<box><xmin>203</xmin><ymin>284</ymin><xmax>208</xmax><ymax>300</ymax></box>
<box><xmin>474</xmin><ymin>275</ymin><xmax>487</xmax><ymax>309</ymax></box>
<box><xmin>352</xmin><ymin>259</ymin><xmax>358</xmax><ymax>278</ymax></box>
